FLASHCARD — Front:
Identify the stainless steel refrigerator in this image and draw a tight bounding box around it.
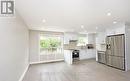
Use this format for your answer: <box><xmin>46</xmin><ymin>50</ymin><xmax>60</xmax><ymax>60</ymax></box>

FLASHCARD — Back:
<box><xmin>106</xmin><ymin>34</ymin><xmax>125</xmax><ymax>70</ymax></box>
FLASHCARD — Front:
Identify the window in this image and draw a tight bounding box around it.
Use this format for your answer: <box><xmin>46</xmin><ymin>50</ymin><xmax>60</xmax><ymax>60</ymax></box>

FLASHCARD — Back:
<box><xmin>40</xmin><ymin>36</ymin><xmax>61</xmax><ymax>52</ymax></box>
<box><xmin>39</xmin><ymin>33</ymin><xmax>64</xmax><ymax>62</ymax></box>
<box><xmin>40</xmin><ymin>35</ymin><xmax>62</xmax><ymax>55</ymax></box>
<box><xmin>77</xmin><ymin>37</ymin><xmax>87</xmax><ymax>46</ymax></box>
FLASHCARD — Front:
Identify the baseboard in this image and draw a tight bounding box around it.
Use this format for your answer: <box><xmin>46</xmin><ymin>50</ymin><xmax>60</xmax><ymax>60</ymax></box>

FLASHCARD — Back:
<box><xmin>19</xmin><ymin>64</ymin><xmax>30</xmax><ymax>81</ymax></box>
<box><xmin>30</xmin><ymin>59</ymin><xmax>64</xmax><ymax>65</ymax></box>
<box><xmin>80</xmin><ymin>57</ymin><xmax>96</xmax><ymax>60</ymax></box>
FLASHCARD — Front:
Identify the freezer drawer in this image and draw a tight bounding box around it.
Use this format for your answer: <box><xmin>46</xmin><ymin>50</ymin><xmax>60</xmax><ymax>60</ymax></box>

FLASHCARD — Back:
<box><xmin>112</xmin><ymin>56</ymin><xmax>125</xmax><ymax>70</ymax></box>
<box><xmin>106</xmin><ymin>55</ymin><xmax>125</xmax><ymax>70</ymax></box>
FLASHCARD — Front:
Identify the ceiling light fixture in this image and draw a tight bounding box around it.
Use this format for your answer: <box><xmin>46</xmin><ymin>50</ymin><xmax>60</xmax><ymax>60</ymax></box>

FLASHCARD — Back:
<box><xmin>42</xmin><ymin>19</ymin><xmax>46</xmax><ymax>23</ymax></box>
<box><xmin>107</xmin><ymin>13</ymin><xmax>111</xmax><ymax>16</ymax></box>
<box><xmin>96</xmin><ymin>27</ymin><xmax>98</xmax><ymax>30</ymax></box>
<box><xmin>113</xmin><ymin>21</ymin><xmax>117</xmax><ymax>24</ymax></box>
<box><xmin>81</xmin><ymin>25</ymin><xmax>84</xmax><ymax>29</ymax></box>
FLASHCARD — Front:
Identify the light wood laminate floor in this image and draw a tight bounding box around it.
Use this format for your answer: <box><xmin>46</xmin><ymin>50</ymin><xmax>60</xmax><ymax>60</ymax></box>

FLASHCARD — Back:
<box><xmin>23</xmin><ymin>59</ymin><xmax>130</xmax><ymax>81</ymax></box>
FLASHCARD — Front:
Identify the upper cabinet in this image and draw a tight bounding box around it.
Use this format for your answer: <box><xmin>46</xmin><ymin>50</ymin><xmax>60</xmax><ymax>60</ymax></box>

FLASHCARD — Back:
<box><xmin>96</xmin><ymin>31</ymin><xmax>106</xmax><ymax>44</ymax></box>
<box><xmin>64</xmin><ymin>33</ymin><xmax>78</xmax><ymax>44</ymax></box>
<box><xmin>87</xmin><ymin>33</ymin><xmax>96</xmax><ymax>44</ymax></box>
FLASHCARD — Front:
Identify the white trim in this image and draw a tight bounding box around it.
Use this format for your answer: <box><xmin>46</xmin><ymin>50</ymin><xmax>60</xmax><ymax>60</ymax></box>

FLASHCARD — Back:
<box><xmin>19</xmin><ymin>64</ymin><xmax>30</xmax><ymax>81</ymax></box>
<box><xmin>30</xmin><ymin>59</ymin><xmax>64</xmax><ymax>65</ymax></box>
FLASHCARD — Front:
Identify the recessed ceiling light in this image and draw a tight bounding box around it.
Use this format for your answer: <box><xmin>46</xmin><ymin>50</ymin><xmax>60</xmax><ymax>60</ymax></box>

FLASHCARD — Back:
<box><xmin>113</xmin><ymin>21</ymin><xmax>117</xmax><ymax>24</ymax></box>
<box><xmin>96</xmin><ymin>27</ymin><xmax>98</xmax><ymax>30</ymax></box>
<box><xmin>107</xmin><ymin>13</ymin><xmax>111</xmax><ymax>16</ymax></box>
<box><xmin>81</xmin><ymin>25</ymin><xmax>84</xmax><ymax>29</ymax></box>
<box><xmin>42</xmin><ymin>19</ymin><xmax>46</xmax><ymax>23</ymax></box>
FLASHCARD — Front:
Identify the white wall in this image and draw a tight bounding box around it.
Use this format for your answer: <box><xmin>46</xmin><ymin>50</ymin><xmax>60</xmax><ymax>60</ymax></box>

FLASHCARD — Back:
<box><xmin>0</xmin><ymin>13</ymin><xmax>29</xmax><ymax>81</ymax></box>
<box><xmin>106</xmin><ymin>23</ymin><xmax>125</xmax><ymax>36</ymax></box>
<box><xmin>29</xmin><ymin>30</ymin><xmax>40</xmax><ymax>63</ymax></box>
<box><xmin>125</xmin><ymin>24</ymin><xmax>130</xmax><ymax>71</ymax></box>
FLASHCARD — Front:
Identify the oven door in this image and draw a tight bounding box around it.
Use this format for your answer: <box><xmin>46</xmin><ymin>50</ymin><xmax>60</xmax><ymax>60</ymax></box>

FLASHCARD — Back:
<box><xmin>72</xmin><ymin>50</ymin><xmax>79</xmax><ymax>58</ymax></box>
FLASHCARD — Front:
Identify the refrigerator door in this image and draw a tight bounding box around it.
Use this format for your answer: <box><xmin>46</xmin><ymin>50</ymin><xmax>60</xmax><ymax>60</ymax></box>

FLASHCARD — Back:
<box><xmin>106</xmin><ymin>34</ymin><xmax>125</xmax><ymax>70</ymax></box>
<box><xmin>113</xmin><ymin>35</ymin><xmax>125</xmax><ymax>57</ymax></box>
<box><xmin>106</xmin><ymin>55</ymin><xmax>113</xmax><ymax>66</ymax></box>
<box><xmin>106</xmin><ymin>37</ymin><xmax>114</xmax><ymax>56</ymax></box>
<box><xmin>112</xmin><ymin>56</ymin><xmax>125</xmax><ymax>70</ymax></box>
<box><xmin>107</xmin><ymin>56</ymin><xmax>125</xmax><ymax>70</ymax></box>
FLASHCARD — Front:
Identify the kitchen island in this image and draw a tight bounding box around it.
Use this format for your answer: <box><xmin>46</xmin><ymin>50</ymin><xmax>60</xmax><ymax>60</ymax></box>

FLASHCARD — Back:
<box><xmin>64</xmin><ymin>48</ymin><xmax>96</xmax><ymax>64</ymax></box>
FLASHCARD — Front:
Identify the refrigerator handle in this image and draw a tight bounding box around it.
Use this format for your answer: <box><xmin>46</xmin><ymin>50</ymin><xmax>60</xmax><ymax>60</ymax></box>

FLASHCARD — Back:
<box><xmin>109</xmin><ymin>44</ymin><xmax>111</xmax><ymax>49</ymax></box>
<box><xmin>108</xmin><ymin>44</ymin><xmax>111</xmax><ymax>49</ymax></box>
<box><xmin>106</xmin><ymin>44</ymin><xmax>108</xmax><ymax>49</ymax></box>
<box><xmin>107</xmin><ymin>44</ymin><xmax>111</xmax><ymax>49</ymax></box>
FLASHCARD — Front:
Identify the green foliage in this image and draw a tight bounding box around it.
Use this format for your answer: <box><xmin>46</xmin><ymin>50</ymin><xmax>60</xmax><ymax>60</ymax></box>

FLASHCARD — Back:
<box><xmin>40</xmin><ymin>37</ymin><xmax>61</xmax><ymax>48</ymax></box>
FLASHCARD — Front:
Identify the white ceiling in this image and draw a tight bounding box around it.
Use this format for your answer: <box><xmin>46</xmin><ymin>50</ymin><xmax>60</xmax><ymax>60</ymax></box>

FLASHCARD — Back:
<box><xmin>16</xmin><ymin>0</ymin><xmax>130</xmax><ymax>33</ymax></box>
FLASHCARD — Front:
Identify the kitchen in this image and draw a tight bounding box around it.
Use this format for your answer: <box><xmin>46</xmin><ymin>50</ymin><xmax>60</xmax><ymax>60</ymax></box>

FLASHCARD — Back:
<box><xmin>63</xmin><ymin>23</ymin><xmax>130</xmax><ymax>71</ymax></box>
<box><xmin>63</xmin><ymin>32</ymin><xmax>96</xmax><ymax>64</ymax></box>
<box><xmin>1</xmin><ymin>0</ymin><xmax>130</xmax><ymax>81</ymax></box>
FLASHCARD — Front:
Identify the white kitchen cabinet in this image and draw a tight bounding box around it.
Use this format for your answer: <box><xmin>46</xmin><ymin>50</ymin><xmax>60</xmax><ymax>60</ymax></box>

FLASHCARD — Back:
<box><xmin>64</xmin><ymin>49</ymin><xmax>96</xmax><ymax>64</ymax></box>
<box><xmin>80</xmin><ymin>49</ymin><xmax>96</xmax><ymax>60</ymax></box>
<box><xmin>64</xmin><ymin>33</ymin><xmax>78</xmax><ymax>44</ymax></box>
<box><xmin>64</xmin><ymin>50</ymin><xmax>73</xmax><ymax>64</ymax></box>
<box><xmin>87</xmin><ymin>33</ymin><xmax>96</xmax><ymax>44</ymax></box>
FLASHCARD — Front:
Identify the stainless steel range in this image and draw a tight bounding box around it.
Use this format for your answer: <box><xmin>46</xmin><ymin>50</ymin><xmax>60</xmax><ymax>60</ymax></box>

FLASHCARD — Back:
<box><xmin>72</xmin><ymin>50</ymin><xmax>79</xmax><ymax>61</ymax></box>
